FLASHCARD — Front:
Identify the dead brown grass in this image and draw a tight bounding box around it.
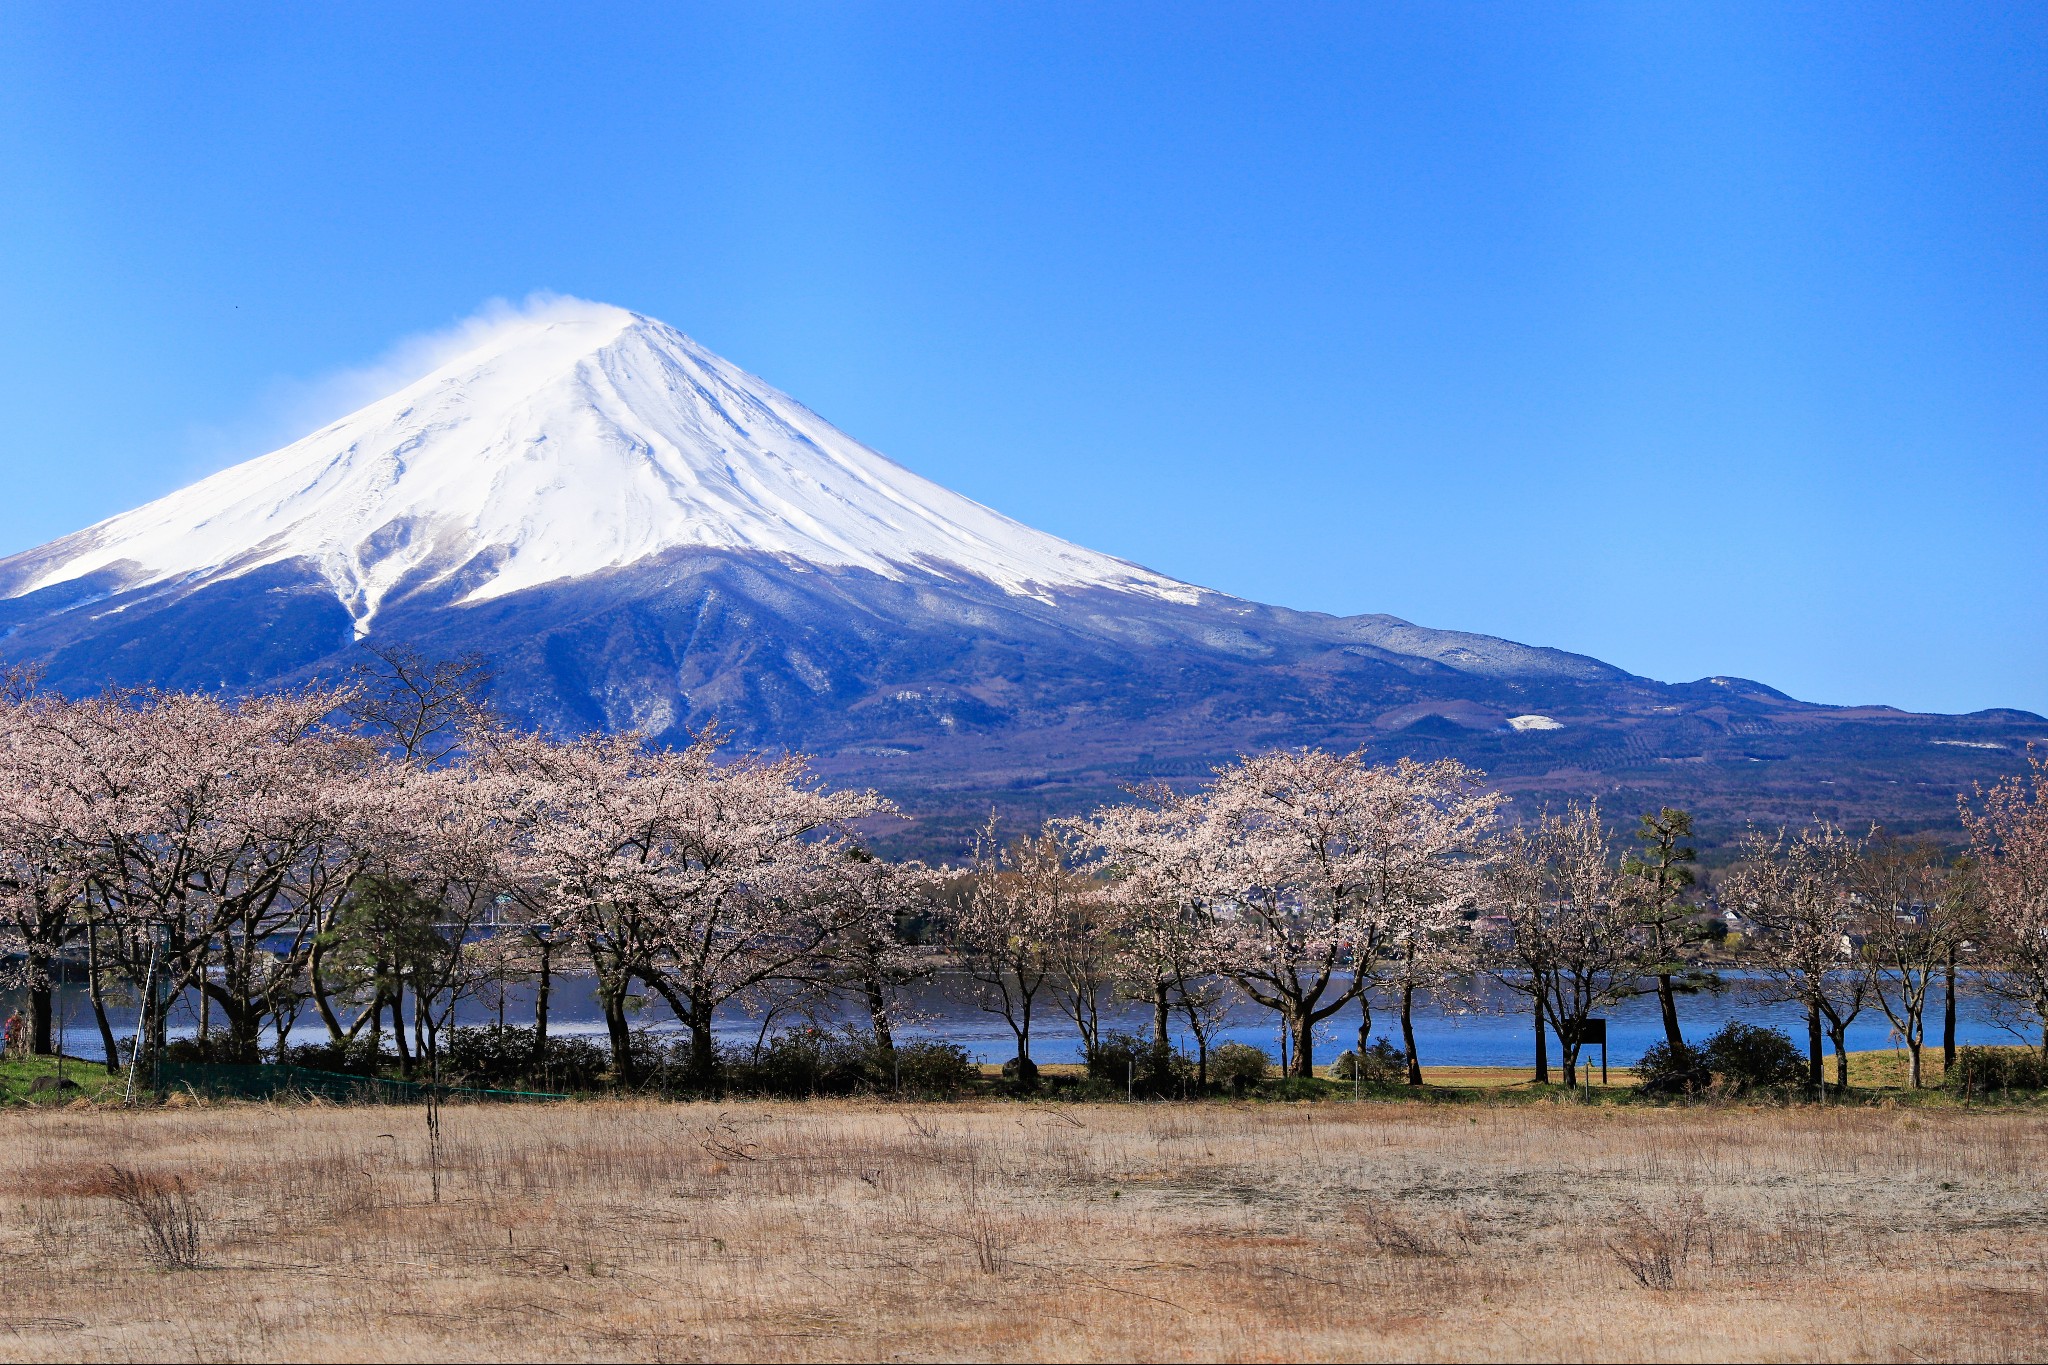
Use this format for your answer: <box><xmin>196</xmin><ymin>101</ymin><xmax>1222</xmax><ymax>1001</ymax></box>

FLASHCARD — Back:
<box><xmin>0</xmin><ymin>1096</ymin><xmax>2042</xmax><ymax>1362</ymax></box>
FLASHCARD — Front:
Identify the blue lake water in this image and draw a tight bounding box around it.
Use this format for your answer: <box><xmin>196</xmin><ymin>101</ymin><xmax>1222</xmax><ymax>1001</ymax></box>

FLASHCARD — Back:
<box><xmin>12</xmin><ymin>970</ymin><xmax>2025</xmax><ymax>1072</ymax></box>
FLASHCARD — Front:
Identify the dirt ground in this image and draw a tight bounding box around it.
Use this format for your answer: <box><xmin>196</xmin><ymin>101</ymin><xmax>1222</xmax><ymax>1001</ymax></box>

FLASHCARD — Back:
<box><xmin>1</xmin><ymin>1096</ymin><xmax>2042</xmax><ymax>1362</ymax></box>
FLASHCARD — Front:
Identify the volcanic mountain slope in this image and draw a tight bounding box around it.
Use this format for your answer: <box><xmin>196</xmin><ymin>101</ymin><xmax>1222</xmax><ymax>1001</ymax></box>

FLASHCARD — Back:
<box><xmin>1</xmin><ymin>300</ymin><xmax>2038</xmax><ymax>853</ymax></box>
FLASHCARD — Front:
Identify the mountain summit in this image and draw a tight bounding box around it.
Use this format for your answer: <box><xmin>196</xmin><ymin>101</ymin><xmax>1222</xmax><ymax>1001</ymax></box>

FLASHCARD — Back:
<box><xmin>5</xmin><ymin>301</ymin><xmax>1198</xmax><ymax>634</ymax></box>
<box><xmin>1</xmin><ymin>302</ymin><xmax>2037</xmax><ymax>847</ymax></box>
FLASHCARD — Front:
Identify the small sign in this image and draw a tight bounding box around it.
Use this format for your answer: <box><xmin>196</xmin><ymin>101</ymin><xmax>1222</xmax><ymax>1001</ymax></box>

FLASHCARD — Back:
<box><xmin>1559</xmin><ymin>1018</ymin><xmax>1606</xmax><ymax>1046</ymax></box>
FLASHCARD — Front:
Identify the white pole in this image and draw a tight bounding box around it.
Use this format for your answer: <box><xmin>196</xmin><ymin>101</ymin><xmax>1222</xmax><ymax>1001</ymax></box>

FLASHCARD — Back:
<box><xmin>123</xmin><ymin>935</ymin><xmax>160</xmax><ymax>1106</ymax></box>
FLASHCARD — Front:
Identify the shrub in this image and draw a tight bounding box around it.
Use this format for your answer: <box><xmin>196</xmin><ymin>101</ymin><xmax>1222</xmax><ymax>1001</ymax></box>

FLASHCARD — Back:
<box><xmin>713</xmin><ymin>1027</ymin><xmax>979</xmax><ymax>1099</ymax></box>
<box><xmin>999</xmin><ymin>1054</ymin><xmax>1040</xmax><ymax>1092</ymax></box>
<box><xmin>891</xmin><ymin>1040</ymin><xmax>980</xmax><ymax>1098</ymax></box>
<box><xmin>279</xmin><ymin>1037</ymin><xmax>392</xmax><ymax>1077</ymax></box>
<box><xmin>1088</xmin><ymin>1030</ymin><xmax>1194</xmax><ymax>1097</ymax></box>
<box><xmin>1633</xmin><ymin>1039</ymin><xmax>1710</xmax><ymax>1097</ymax></box>
<box><xmin>1266</xmin><ymin>1075</ymin><xmax>1328</xmax><ymax>1100</ymax></box>
<box><xmin>1330</xmin><ymin>1038</ymin><xmax>1407</xmax><ymax>1085</ymax></box>
<box><xmin>1947</xmin><ymin>1045</ymin><xmax>2048</xmax><ymax>1096</ymax></box>
<box><xmin>1702</xmin><ymin>1021</ymin><xmax>1807</xmax><ymax>1092</ymax></box>
<box><xmin>1210</xmin><ymin>1042</ymin><xmax>1270</xmax><ymax>1094</ymax></box>
<box><xmin>435</xmin><ymin>1026</ymin><xmax>611</xmax><ymax>1091</ymax></box>
<box><xmin>160</xmin><ymin>1035</ymin><xmax>254</xmax><ymax>1066</ymax></box>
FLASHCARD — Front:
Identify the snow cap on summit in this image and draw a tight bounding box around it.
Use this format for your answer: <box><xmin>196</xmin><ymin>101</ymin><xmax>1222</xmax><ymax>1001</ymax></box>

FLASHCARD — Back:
<box><xmin>6</xmin><ymin>298</ymin><xmax>1202</xmax><ymax>631</ymax></box>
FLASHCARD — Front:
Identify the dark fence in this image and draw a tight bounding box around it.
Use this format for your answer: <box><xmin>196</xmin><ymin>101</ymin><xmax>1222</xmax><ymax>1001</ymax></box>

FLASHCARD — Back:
<box><xmin>156</xmin><ymin>1061</ymin><xmax>566</xmax><ymax>1104</ymax></box>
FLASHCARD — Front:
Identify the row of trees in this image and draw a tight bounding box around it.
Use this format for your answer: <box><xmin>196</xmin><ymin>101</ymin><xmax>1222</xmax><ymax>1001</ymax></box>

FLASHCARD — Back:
<box><xmin>3</xmin><ymin>655</ymin><xmax>2046</xmax><ymax>1094</ymax></box>
<box><xmin>967</xmin><ymin>755</ymin><xmax>2048</xmax><ymax>1093</ymax></box>
<box><xmin>0</xmin><ymin>655</ymin><xmax>904</xmax><ymax>1085</ymax></box>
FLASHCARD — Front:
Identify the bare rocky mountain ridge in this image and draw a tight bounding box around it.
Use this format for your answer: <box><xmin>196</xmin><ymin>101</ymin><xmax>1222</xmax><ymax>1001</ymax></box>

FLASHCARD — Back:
<box><xmin>1</xmin><ymin>301</ymin><xmax>2037</xmax><ymax>856</ymax></box>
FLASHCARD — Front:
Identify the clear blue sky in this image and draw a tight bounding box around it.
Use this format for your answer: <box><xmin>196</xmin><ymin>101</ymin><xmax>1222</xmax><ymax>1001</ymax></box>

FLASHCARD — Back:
<box><xmin>1</xmin><ymin>4</ymin><xmax>2042</xmax><ymax>715</ymax></box>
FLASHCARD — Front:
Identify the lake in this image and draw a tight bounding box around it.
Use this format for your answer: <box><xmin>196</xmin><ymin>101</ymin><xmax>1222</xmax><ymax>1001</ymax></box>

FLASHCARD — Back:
<box><xmin>12</xmin><ymin>968</ymin><xmax>2026</xmax><ymax>1072</ymax></box>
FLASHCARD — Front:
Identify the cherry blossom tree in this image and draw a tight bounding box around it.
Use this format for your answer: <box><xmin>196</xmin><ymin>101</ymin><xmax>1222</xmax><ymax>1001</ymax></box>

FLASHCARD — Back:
<box><xmin>951</xmin><ymin>818</ymin><xmax>1073</xmax><ymax>1085</ymax></box>
<box><xmin>1203</xmin><ymin>750</ymin><xmax>1499</xmax><ymax>1079</ymax></box>
<box><xmin>809</xmin><ymin>847</ymin><xmax>933</xmax><ymax>1059</ymax></box>
<box><xmin>1724</xmin><ymin>822</ymin><xmax>1870</xmax><ymax>1091</ymax></box>
<box><xmin>1855</xmin><ymin>833</ymin><xmax>1969</xmax><ymax>1088</ymax></box>
<box><xmin>491</xmin><ymin>726</ymin><xmax>887</xmax><ymax>1086</ymax></box>
<box><xmin>1961</xmin><ymin>749</ymin><xmax>2048</xmax><ymax>1054</ymax></box>
<box><xmin>1483</xmin><ymin>802</ymin><xmax>1641</xmax><ymax>1087</ymax></box>
<box><xmin>42</xmin><ymin>684</ymin><xmax>368</xmax><ymax>1064</ymax></box>
<box><xmin>1074</xmin><ymin>785</ymin><xmax>1229</xmax><ymax>1085</ymax></box>
<box><xmin>0</xmin><ymin>670</ymin><xmax>94</xmax><ymax>1057</ymax></box>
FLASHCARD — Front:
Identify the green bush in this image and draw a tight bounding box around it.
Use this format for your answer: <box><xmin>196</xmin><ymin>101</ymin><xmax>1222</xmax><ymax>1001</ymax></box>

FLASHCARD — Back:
<box><xmin>1088</xmin><ymin>1030</ymin><xmax>1194</xmax><ymax>1097</ymax></box>
<box><xmin>1947</xmin><ymin>1045</ymin><xmax>2048</xmax><ymax>1096</ymax></box>
<box><xmin>1210</xmin><ymin>1042</ymin><xmax>1270</xmax><ymax>1094</ymax></box>
<box><xmin>435</xmin><ymin>1026</ymin><xmax>611</xmax><ymax>1090</ymax></box>
<box><xmin>999</xmin><ymin>1053</ymin><xmax>1040</xmax><ymax>1091</ymax></box>
<box><xmin>279</xmin><ymin>1037</ymin><xmax>393</xmax><ymax>1077</ymax></box>
<box><xmin>716</xmin><ymin>1027</ymin><xmax>978</xmax><ymax>1098</ymax></box>
<box><xmin>1329</xmin><ymin>1038</ymin><xmax>1407</xmax><ymax>1084</ymax></box>
<box><xmin>1637</xmin><ymin>1023</ymin><xmax>1807</xmax><ymax>1097</ymax></box>
<box><xmin>1633</xmin><ymin>1039</ymin><xmax>1710</xmax><ymax>1096</ymax></box>
<box><xmin>161</xmin><ymin>1035</ymin><xmax>255</xmax><ymax>1066</ymax></box>
<box><xmin>1702</xmin><ymin>1021</ymin><xmax>1807</xmax><ymax>1092</ymax></box>
<box><xmin>891</xmin><ymin>1039</ymin><xmax>980</xmax><ymax>1097</ymax></box>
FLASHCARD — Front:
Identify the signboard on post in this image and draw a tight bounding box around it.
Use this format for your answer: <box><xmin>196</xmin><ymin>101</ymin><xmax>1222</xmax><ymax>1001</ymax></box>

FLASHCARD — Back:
<box><xmin>1558</xmin><ymin>1018</ymin><xmax>1609</xmax><ymax>1086</ymax></box>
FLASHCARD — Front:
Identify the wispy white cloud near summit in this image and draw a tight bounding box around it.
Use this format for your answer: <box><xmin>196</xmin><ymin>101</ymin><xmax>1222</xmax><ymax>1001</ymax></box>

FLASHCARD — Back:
<box><xmin>180</xmin><ymin>294</ymin><xmax>609</xmax><ymax>482</ymax></box>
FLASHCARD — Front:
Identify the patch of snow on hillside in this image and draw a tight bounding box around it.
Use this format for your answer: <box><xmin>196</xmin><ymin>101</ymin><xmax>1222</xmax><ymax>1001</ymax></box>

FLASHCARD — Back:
<box><xmin>1507</xmin><ymin>714</ymin><xmax>1564</xmax><ymax>731</ymax></box>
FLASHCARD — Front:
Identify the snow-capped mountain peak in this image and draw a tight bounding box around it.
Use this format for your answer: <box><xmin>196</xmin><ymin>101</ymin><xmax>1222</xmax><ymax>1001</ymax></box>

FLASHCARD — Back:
<box><xmin>8</xmin><ymin>299</ymin><xmax>1203</xmax><ymax>632</ymax></box>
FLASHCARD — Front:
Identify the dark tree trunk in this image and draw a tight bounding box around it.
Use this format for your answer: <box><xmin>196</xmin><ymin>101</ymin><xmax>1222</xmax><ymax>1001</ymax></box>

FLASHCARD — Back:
<box><xmin>220</xmin><ymin>989</ymin><xmax>263</xmax><ymax>1064</ymax></box>
<box><xmin>1943</xmin><ymin>947</ymin><xmax>1958</xmax><ymax>1076</ymax></box>
<box><xmin>599</xmin><ymin>985</ymin><xmax>635</xmax><ymax>1086</ymax></box>
<box><xmin>310</xmin><ymin>937</ymin><xmax>346</xmax><ymax>1044</ymax></box>
<box><xmin>1356</xmin><ymin>994</ymin><xmax>1372</xmax><ymax>1061</ymax></box>
<box><xmin>1184</xmin><ymin>995</ymin><xmax>1210</xmax><ymax>1090</ymax></box>
<box><xmin>390</xmin><ymin>986</ymin><xmax>413</xmax><ymax>1077</ymax></box>
<box><xmin>1293</xmin><ymin>1009</ymin><xmax>1315</xmax><ymax>1078</ymax></box>
<box><xmin>864</xmin><ymin>971</ymin><xmax>896</xmax><ymax>1056</ymax></box>
<box><xmin>1806</xmin><ymin>1003</ymin><xmax>1823</xmax><ymax>1092</ymax></box>
<box><xmin>687</xmin><ymin>1000</ymin><xmax>717</xmax><ymax>1090</ymax></box>
<box><xmin>532</xmin><ymin>944</ymin><xmax>553</xmax><ymax>1058</ymax></box>
<box><xmin>1830</xmin><ymin>1022</ymin><xmax>1850</xmax><ymax>1092</ymax></box>
<box><xmin>29</xmin><ymin>976</ymin><xmax>53</xmax><ymax>1056</ymax></box>
<box><xmin>1152</xmin><ymin>980</ymin><xmax>1170</xmax><ymax>1063</ymax></box>
<box><xmin>1400</xmin><ymin>981</ymin><xmax>1422</xmax><ymax>1086</ymax></box>
<box><xmin>86</xmin><ymin>922</ymin><xmax>120</xmax><ymax>1073</ymax></box>
<box><xmin>1533</xmin><ymin>1002</ymin><xmax>1550</xmax><ymax>1084</ymax></box>
<box><xmin>1655</xmin><ymin>972</ymin><xmax>1683</xmax><ymax>1050</ymax></box>
<box><xmin>412</xmin><ymin>989</ymin><xmax>428</xmax><ymax>1067</ymax></box>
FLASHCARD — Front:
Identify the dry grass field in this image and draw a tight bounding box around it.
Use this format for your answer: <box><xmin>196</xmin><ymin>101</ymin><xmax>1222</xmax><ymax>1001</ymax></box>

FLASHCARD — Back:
<box><xmin>1</xmin><ymin>1096</ymin><xmax>2043</xmax><ymax>1363</ymax></box>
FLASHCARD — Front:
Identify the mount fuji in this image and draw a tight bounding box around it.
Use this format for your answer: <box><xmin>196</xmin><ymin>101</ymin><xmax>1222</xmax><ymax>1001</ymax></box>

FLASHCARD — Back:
<box><xmin>1</xmin><ymin>300</ymin><xmax>2037</xmax><ymax>849</ymax></box>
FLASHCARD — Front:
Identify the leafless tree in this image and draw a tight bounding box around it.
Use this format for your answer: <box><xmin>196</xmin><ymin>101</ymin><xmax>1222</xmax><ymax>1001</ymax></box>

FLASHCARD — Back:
<box><xmin>1725</xmin><ymin>823</ymin><xmax>1870</xmax><ymax>1091</ymax></box>
<box><xmin>1960</xmin><ymin>749</ymin><xmax>2048</xmax><ymax>1054</ymax></box>
<box><xmin>1483</xmin><ymin>802</ymin><xmax>1641</xmax><ymax>1087</ymax></box>
<box><xmin>1856</xmin><ymin>834</ymin><xmax>1970</xmax><ymax>1088</ymax></box>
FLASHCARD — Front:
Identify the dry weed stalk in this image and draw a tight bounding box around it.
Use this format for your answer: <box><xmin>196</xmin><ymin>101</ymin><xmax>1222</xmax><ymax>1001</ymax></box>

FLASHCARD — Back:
<box><xmin>89</xmin><ymin>1165</ymin><xmax>203</xmax><ymax>1270</ymax></box>
<box><xmin>1353</xmin><ymin>1199</ymin><xmax>1444</xmax><ymax>1257</ymax></box>
<box><xmin>1606</xmin><ymin>1195</ymin><xmax>1713</xmax><ymax>1290</ymax></box>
